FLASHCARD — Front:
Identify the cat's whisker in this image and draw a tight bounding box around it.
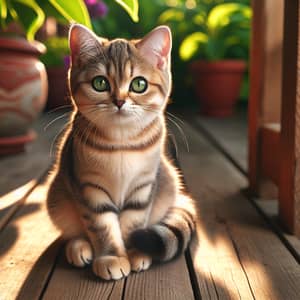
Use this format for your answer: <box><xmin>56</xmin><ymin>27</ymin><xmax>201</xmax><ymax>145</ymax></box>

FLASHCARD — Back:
<box><xmin>46</xmin><ymin>104</ymin><xmax>73</xmax><ymax>114</ymax></box>
<box><xmin>44</xmin><ymin>112</ymin><xmax>70</xmax><ymax>131</ymax></box>
<box><xmin>166</xmin><ymin>116</ymin><xmax>189</xmax><ymax>153</ymax></box>
<box><xmin>166</xmin><ymin>111</ymin><xmax>185</xmax><ymax>126</ymax></box>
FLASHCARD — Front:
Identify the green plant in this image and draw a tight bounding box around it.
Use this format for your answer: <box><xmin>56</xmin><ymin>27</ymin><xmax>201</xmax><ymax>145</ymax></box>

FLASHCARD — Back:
<box><xmin>179</xmin><ymin>2</ymin><xmax>252</xmax><ymax>61</ymax></box>
<box><xmin>0</xmin><ymin>0</ymin><xmax>139</xmax><ymax>41</ymax></box>
<box><xmin>39</xmin><ymin>36</ymin><xmax>69</xmax><ymax>67</ymax></box>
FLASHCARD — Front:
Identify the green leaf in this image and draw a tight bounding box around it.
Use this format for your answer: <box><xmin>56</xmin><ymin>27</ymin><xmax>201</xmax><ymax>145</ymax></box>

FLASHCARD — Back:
<box><xmin>158</xmin><ymin>8</ymin><xmax>184</xmax><ymax>24</ymax></box>
<box><xmin>114</xmin><ymin>0</ymin><xmax>139</xmax><ymax>22</ymax></box>
<box><xmin>13</xmin><ymin>0</ymin><xmax>45</xmax><ymax>41</ymax></box>
<box><xmin>179</xmin><ymin>32</ymin><xmax>208</xmax><ymax>61</ymax></box>
<box><xmin>207</xmin><ymin>3</ymin><xmax>251</xmax><ymax>32</ymax></box>
<box><xmin>0</xmin><ymin>0</ymin><xmax>7</xmax><ymax>27</ymax></box>
<box><xmin>49</xmin><ymin>0</ymin><xmax>92</xmax><ymax>28</ymax></box>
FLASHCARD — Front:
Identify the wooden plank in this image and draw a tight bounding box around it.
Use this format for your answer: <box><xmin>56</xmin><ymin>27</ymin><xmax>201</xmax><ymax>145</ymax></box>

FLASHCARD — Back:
<box><xmin>0</xmin><ymin>113</ymin><xmax>62</xmax><ymax>196</ymax></box>
<box><xmin>0</xmin><ymin>112</ymin><xmax>69</xmax><ymax>299</ymax></box>
<box><xmin>42</xmin><ymin>254</ymin><xmax>124</xmax><ymax>300</ymax></box>
<box><xmin>185</xmin><ymin>107</ymin><xmax>247</xmax><ymax>174</ymax></box>
<box><xmin>123</xmin><ymin>257</ymin><xmax>194</xmax><ymax>300</ymax></box>
<box><xmin>260</xmin><ymin>124</ymin><xmax>280</xmax><ymax>185</ymax></box>
<box><xmin>261</xmin><ymin>0</ymin><xmax>283</xmax><ymax>124</ymax></box>
<box><xmin>0</xmin><ymin>112</ymin><xmax>68</xmax><ymax>228</ymax></box>
<box><xmin>279</xmin><ymin>0</ymin><xmax>300</xmax><ymax>235</ymax></box>
<box><xmin>178</xmin><ymin>122</ymin><xmax>300</xmax><ymax>299</ymax></box>
<box><xmin>0</xmin><ymin>181</ymin><xmax>61</xmax><ymax>300</ymax></box>
<box><xmin>248</xmin><ymin>0</ymin><xmax>266</xmax><ymax>194</ymax></box>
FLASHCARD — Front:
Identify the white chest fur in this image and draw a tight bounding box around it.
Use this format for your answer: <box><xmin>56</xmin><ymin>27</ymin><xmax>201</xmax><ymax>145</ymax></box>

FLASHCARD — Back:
<box><xmin>73</xmin><ymin>143</ymin><xmax>160</xmax><ymax>206</ymax></box>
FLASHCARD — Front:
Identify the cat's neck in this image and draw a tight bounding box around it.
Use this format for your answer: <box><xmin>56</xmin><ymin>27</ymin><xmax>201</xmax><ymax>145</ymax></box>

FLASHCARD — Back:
<box><xmin>72</xmin><ymin>111</ymin><xmax>165</xmax><ymax>146</ymax></box>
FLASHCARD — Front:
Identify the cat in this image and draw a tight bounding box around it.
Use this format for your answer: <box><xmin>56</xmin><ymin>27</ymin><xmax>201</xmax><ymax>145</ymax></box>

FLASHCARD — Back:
<box><xmin>47</xmin><ymin>23</ymin><xmax>196</xmax><ymax>281</ymax></box>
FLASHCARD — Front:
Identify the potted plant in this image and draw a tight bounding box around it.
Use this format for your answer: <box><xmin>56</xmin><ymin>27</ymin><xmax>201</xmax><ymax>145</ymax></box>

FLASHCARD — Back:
<box><xmin>180</xmin><ymin>2</ymin><xmax>251</xmax><ymax>116</ymax></box>
<box><xmin>0</xmin><ymin>0</ymin><xmax>92</xmax><ymax>154</ymax></box>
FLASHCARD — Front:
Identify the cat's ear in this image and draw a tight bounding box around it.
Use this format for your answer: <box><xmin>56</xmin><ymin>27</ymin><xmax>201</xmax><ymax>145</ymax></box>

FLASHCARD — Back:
<box><xmin>69</xmin><ymin>24</ymin><xmax>105</xmax><ymax>66</ymax></box>
<box><xmin>136</xmin><ymin>26</ymin><xmax>172</xmax><ymax>70</ymax></box>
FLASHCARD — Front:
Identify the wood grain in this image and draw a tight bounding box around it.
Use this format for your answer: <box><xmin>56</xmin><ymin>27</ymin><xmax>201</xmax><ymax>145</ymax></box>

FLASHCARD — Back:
<box><xmin>248</xmin><ymin>0</ymin><xmax>266</xmax><ymax>195</ymax></box>
<box><xmin>0</xmin><ymin>182</ymin><xmax>60</xmax><ymax>300</ymax></box>
<box><xmin>178</xmin><ymin>122</ymin><xmax>300</xmax><ymax>299</ymax></box>
<box><xmin>42</xmin><ymin>254</ymin><xmax>124</xmax><ymax>300</ymax></box>
<box><xmin>123</xmin><ymin>257</ymin><xmax>194</xmax><ymax>300</ymax></box>
<box><xmin>279</xmin><ymin>0</ymin><xmax>300</xmax><ymax>234</ymax></box>
<box><xmin>0</xmin><ymin>113</ymin><xmax>69</xmax><ymax>229</ymax></box>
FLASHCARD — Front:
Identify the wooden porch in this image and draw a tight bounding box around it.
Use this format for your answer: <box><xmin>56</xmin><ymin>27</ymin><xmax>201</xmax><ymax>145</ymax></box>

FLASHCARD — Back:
<box><xmin>1</xmin><ymin>107</ymin><xmax>300</xmax><ymax>299</ymax></box>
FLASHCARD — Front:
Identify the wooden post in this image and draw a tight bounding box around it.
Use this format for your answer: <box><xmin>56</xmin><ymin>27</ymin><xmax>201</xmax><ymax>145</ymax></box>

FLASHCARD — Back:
<box><xmin>248</xmin><ymin>0</ymin><xmax>284</xmax><ymax>196</ymax></box>
<box><xmin>248</xmin><ymin>0</ymin><xmax>265</xmax><ymax>195</ymax></box>
<box><xmin>279</xmin><ymin>0</ymin><xmax>300</xmax><ymax>236</ymax></box>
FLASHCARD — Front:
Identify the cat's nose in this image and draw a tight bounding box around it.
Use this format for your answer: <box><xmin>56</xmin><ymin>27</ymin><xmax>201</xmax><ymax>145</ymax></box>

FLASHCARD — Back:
<box><xmin>113</xmin><ymin>99</ymin><xmax>125</xmax><ymax>109</ymax></box>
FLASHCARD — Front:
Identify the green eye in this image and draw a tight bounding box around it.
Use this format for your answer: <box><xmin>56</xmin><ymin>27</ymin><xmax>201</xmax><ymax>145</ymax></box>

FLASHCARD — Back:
<box><xmin>92</xmin><ymin>76</ymin><xmax>110</xmax><ymax>92</ymax></box>
<box><xmin>130</xmin><ymin>77</ymin><xmax>148</xmax><ymax>93</ymax></box>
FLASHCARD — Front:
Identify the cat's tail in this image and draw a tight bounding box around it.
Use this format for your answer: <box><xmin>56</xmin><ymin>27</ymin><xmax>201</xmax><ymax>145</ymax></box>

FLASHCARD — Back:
<box><xmin>129</xmin><ymin>193</ymin><xmax>197</xmax><ymax>262</ymax></box>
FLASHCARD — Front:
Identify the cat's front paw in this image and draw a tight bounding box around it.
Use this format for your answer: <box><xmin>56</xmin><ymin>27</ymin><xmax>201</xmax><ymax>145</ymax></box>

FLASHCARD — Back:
<box><xmin>93</xmin><ymin>255</ymin><xmax>130</xmax><ymax>280</ymax></box>
<box><xmin>128</xmin><ymin>249</ymin><xmax>152</xmax><ymax>272</ymax></box>
<box><xmin>66</xmin><ymin>238</ymin><xmax>93</xmax><ymax>267</ymax></box>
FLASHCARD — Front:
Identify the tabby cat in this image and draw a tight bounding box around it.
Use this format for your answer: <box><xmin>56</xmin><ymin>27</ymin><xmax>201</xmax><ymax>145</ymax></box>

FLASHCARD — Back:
<box><xmin>47</xmin><ymin>24</ymin><xmax>196</xmax><ymax>280</ymax></box>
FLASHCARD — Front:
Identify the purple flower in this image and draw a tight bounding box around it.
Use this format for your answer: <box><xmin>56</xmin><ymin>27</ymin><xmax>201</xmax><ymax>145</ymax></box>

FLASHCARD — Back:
<box><xmin>84</xmin><ymin>0</ymin><xmax>98</xmax><ymax>5</ymax></box>
<box><xmin>85</xmin><ymin>0</ymin><xmax>108</xmax><ymax>19</ymax></box>
<box><xmin>64</xmin><ymin>55</ymin><xmax>71</xmax><ymax>69</ymax></box>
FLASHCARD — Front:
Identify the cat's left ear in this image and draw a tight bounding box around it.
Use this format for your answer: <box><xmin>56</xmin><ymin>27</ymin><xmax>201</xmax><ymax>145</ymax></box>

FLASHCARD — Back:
<box><xmin>136</xmin><ymin>26</ymin><xmax>172</xmax><ymax>70</ymax></box>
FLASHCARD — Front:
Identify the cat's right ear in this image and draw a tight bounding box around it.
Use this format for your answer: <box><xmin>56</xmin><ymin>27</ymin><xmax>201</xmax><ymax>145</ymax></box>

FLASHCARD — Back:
<box><xmin>69</xmin><ymin>24</ymin><xmax>105</xmax><ymax>67</ymax></box>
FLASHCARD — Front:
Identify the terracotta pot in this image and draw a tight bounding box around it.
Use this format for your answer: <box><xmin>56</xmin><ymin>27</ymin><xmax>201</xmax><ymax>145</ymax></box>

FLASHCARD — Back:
<box><xmin>0</xmin><ymin>37</ymin><xmax>48</xmax><ymax>154</ymax></box>
<box><xmin>46</xmin><ymin>66</ymin><xmax>69</xmax><ymax>110</ymax></box>
<box><xmin>190</xmin><ymin>60</ymin><xmax>246</xmax><ymax>117</ymax></box>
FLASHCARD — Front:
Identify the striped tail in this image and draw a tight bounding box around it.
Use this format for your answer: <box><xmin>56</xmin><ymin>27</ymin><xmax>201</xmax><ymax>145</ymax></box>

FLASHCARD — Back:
<box><xmin>129</xmin><ymin>198</ymin><xmax>196</xmax><ymax>262</ymax></box>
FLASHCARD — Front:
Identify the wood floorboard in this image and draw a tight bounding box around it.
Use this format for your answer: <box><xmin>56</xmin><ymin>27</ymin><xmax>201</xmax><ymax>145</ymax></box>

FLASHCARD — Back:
<box><xmin>0</xmin><ymin>181</ymin><xmax>61</xmax><ymax>300</ymax></box>
<box><xmin>0</xmin><ymin>113</ymin><xmax>68</xmax><ymax>228</ymax></box>
<box><xmin>177</xmin><ymin>120</ymin><xmax>300</xmax><ymax>299</ymax></box>
<box><xmin>123</xmin><ymin>256</ymin><xmax>194</xmax><ymax>300</ymax></box>
<box><xmin>42</xmin><ymin>254</ymin><xmax>124</xmax><ymax>300</ymax></box>
<box><xmin>177</xmin><ymin>107</ymin><xmax>300</xmax><ymax>263</ymax></box>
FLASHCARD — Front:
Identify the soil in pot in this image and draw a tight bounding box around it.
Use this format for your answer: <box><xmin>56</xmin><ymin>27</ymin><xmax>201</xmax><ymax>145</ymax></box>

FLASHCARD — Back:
<box><xmin>190</xmin><ymin>60</ymin><xmax>246</xmax><ymax>117</ymax></box>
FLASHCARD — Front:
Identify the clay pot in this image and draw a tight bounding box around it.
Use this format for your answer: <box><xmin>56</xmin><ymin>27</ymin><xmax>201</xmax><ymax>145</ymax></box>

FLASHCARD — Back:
<box><xmin>0</xmin><ymin>37</ymin><xmax>48</xmax><ymax>154</ymax></box>
<box><xmin>190</xmin><ymin>60</ymin><xmax>246</xmax><ymax>117</ymax></box>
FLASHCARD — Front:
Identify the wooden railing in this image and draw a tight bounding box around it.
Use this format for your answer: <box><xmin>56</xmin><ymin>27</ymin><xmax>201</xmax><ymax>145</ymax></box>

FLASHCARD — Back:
<box><xmin>248</xmin><ymin>0</ymin><xmax>300</xmax><ymax>236</ymax></box>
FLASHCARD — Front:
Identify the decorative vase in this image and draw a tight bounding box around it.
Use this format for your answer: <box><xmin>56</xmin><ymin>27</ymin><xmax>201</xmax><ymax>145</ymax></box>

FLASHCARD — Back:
<box><xmin>0</xmin><ymin>37</ymin><xmax>48</xmax><ymax>155</ymax></box>
<box><xmin>190</xmin><ymin>60</ymin><xmax>246</xmax><ymax>117</ymax></box>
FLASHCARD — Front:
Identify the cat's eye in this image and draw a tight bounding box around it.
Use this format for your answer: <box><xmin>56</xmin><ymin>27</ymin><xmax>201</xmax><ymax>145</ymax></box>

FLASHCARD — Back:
<box><xmin>130</xmin><ymin>77</ymin><xmax>148</xmax><ymax>93</ymax></box>
<box><xmin>92</xmin><ymin>76</ymin><xmax>110</xmax><ymax>92</ymax></box>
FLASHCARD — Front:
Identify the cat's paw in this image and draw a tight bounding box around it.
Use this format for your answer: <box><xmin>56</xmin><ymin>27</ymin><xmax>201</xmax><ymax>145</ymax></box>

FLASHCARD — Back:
<box><xmin>128</xmin><ymin>249</ymin><xmax>152</xmax><ymax>272</ymax></box>
<box><xmin>92</xmin><ymin>255</ymin><xmax>130</xmax><ymax>280</ymax></box>
<box><xmin>66</xmin><ymin>238</ymin><xmax>93</xmax><ymax>267</ymax></box>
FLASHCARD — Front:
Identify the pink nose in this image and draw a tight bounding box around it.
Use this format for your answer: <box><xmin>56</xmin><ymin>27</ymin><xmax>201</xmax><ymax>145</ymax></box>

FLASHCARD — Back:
<box><xmin>113</xmin><ymin>99</ymin><xmax>125</xmax><ymax>109</ymax></box>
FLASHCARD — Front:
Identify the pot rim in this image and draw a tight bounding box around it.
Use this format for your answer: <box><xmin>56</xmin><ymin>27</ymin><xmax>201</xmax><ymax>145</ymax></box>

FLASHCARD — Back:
<box><xmin>0</xmin><ymin>36</ymin><xmax>46</xmax><ymax>56</ymax></box>
<box><xmin>189</xmin><ymin>59</ymin><xmax>246</xmax><ymax>73</ymax></box>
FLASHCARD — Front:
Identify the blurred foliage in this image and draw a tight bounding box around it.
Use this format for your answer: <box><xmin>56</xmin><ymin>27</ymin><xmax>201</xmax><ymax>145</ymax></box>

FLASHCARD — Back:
<box><xmin>39</xmin><ymin>36</ymin><xmax>69</xmax><ymax>67</ymax></box>
<box><xmin>0</xmin><ymin>0</ymin><xmax>138</xmax><ymax>40</ymax></box>
<box><xmin>0</xmin><ymin>0</ymin><xmax>92</xmax><ymax>40</ymax></box>
<box><xmin>176</xmin><ymin>3</ymin><xmax>251</xmax><ymax>61</ymax></box>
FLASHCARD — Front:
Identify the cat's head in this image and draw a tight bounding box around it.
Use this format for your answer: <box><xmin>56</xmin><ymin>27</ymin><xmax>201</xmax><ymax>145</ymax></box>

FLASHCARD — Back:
<box><xmin>68</xmin><ymin>24</ymin><xmax>172</xmax><ymax>132</ymax></box>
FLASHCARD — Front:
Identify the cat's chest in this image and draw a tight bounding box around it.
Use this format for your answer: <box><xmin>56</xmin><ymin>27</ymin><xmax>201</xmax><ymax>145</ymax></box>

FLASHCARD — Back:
<box><xmin>75</xmin><ymin>148</ymin><xmax>160</xmax><ymax>204</ymax></box>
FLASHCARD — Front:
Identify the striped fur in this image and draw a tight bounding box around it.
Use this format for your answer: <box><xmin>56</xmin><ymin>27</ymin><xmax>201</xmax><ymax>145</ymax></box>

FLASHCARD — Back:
<box><xmin>46</xmin><ymin>24</ymin><xmax>196</xmax><ymax>280</ymax></box>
